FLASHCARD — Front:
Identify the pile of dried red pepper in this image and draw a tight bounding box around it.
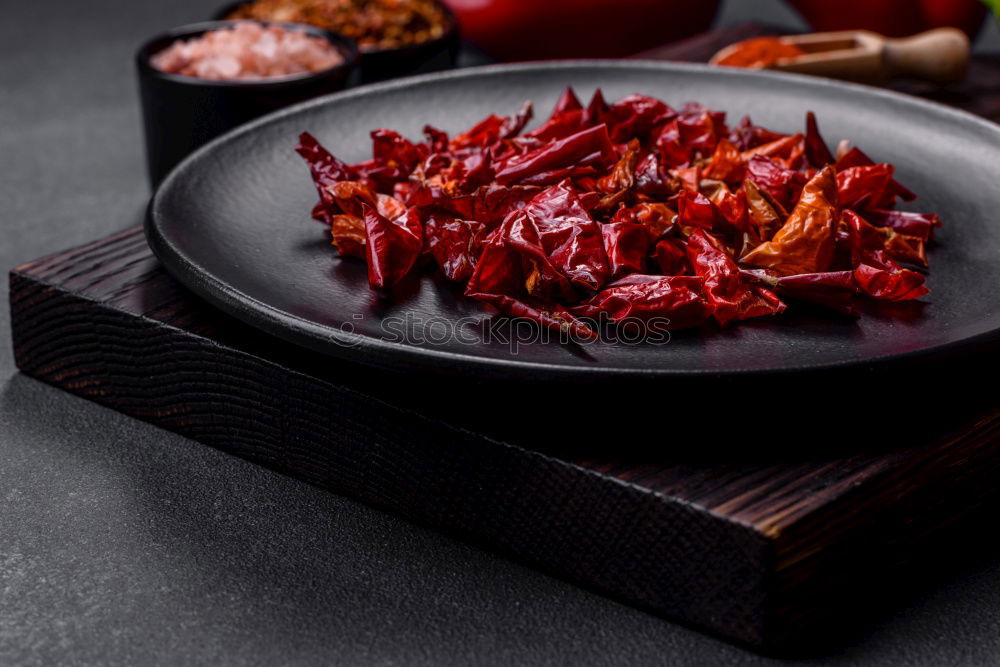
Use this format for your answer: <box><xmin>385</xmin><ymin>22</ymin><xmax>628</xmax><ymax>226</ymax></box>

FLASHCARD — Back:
<box><xmin>297</xmin><ymin>87</ymin><xmax>939</xmax><ymax>339</ymax></box>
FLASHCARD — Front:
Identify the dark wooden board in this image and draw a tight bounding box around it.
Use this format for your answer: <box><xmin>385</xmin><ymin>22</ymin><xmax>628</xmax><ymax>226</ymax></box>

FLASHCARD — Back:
<box><xmin>11</xmin><ymin>226</ymin><xmax>1000</xmax><ymax>652</ymax></box>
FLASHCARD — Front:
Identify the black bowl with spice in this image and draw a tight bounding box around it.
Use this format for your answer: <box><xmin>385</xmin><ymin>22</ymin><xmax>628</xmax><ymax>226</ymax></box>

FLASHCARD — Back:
<box><xmin>215</xmin><ymin>0</ymin><xmax>459</xmax><ymax>83</ymax></box>
<box><xmin>136</xmin><ymin>20</ymin><xmax>359</xmax><ymax>186</ymax></box>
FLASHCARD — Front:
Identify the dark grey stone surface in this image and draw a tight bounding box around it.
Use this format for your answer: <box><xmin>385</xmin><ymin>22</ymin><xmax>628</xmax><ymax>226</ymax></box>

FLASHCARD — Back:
<box><xmin>2</xmin><ymin>1</ymin><xmax>1000</xmax><ymax>664</ymax></box>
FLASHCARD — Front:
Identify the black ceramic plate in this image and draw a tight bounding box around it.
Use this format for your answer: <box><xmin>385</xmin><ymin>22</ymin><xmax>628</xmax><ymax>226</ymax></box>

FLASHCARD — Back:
<box><xmin>147</xmin><ymin>61</ymin><xmax>1000</xmax><ymax>381</ymax></box>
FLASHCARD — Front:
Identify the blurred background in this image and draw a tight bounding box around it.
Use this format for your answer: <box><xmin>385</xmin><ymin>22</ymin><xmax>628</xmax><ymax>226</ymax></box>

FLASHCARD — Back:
<box><xmin>722</xmin><ymin>0</ymin><xmax>999</xmax><ymax>48</ymax></box>
<box><xmin>6</xmin><ymin>0</ymin><xmax>1000</xmax><ymax>262</ymax></box>
<box><xmin>5</xmin><ymin>0</ymin><xmax>999</xmax><ymax>250</ymax></box>
<box><xmin>447</xmin><ymin>0</ymin><xmax>998</xmax><ymax>60</ymax></box>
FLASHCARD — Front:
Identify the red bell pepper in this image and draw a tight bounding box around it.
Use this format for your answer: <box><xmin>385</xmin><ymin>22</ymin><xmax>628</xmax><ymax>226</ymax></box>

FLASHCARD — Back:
<box><xmin>443</xmin><ymin>0</ymin><xmax>720</xmax><ymax>61</ymax></box>
<box><xmin>785</xmin><ymin>0</ymin><xmax>986</xmax><ymax>39</ymax></box>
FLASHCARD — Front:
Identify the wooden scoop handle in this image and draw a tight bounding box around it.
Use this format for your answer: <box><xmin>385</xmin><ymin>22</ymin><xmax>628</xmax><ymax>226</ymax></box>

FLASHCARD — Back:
<box><xmin>882</xmin><ymin>27</ymin><xmax>970</xmax><ymax>84</ymax></box>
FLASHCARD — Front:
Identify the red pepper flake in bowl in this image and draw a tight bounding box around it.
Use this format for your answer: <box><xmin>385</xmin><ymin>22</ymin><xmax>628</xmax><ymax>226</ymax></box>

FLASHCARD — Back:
<box><xmin>226</xmin><ymin>0</ymin><xmax>452</xmax><ymax>51</ymax></box>
<box><xmin>151</xmin><ymin>22</ymin><xmax>345</xmax><ymax>80</ymax></box>
<box><xmin>296</xmin><ymin>88</ymin><xmax>940</xmax><ymax>338</ymax></box>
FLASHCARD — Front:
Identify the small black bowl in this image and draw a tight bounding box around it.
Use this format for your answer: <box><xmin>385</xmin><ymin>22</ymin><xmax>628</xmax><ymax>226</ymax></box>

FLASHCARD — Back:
<box><xmin>136</xmin><ymin>20</ymin><xmax>359</xmax><ymax>187</ymax></box>
<box><xmin>213</xmin><ymin>1</ymin><xmax>460</xmax><ymax>83</ymax></box>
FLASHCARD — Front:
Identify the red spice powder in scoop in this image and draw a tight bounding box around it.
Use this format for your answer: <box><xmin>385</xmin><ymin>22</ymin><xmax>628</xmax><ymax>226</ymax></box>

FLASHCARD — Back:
<box><xmin>716</xmin><ymin>37</ymin><xmax>806</xmax><ymax>68</ymax></box>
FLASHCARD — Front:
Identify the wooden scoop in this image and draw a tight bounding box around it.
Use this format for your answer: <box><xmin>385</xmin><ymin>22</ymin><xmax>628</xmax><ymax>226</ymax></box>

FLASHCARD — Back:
<box><xmin>709</xmin><ymin>28</ymin><xmax>970</xmax><ymax>85</ymax></box>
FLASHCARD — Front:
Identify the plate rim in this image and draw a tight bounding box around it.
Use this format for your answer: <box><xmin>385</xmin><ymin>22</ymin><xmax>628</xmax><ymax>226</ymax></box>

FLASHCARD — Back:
<box><xmin>146</xmin><ymin>59</ymin><xmax>1000</xmax><ymax>380</ymax></box>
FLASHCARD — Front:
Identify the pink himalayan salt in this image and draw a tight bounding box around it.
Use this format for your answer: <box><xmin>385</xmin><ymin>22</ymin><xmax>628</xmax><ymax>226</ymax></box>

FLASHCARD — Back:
<box><xmin>151</xmin><ymin>22</ymin><xmax>345</xmax><ymax>81</ymax></box>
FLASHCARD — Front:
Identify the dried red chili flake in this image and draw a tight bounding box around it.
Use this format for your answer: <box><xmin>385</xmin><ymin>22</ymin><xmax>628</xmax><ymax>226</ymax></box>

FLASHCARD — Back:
<box><xmin>525</xmin><ymin>87</ymin><xmax>588</xmax><ymax>143</ymax></box>
<box><xmin>423</xmin><ymin>213</ymin><xmax>481</xmax><ymax>282</ymax></box>
<box><xmin>729</xmin><ymin>115</ymin><xmax>785</xmax><ymax>151</ymax></box>
<box><xmin>804</xmin><ymin>111</ymin><xmax>835</xmax><ymax>168</ymax></box>
<box><xmin>703</xmin><ymin>138</ymin><xmax>746</xmax><ymax>184</ymax></box>
<box><xmin>297</xmin><ymin>89</ymin><xmax>941</xmax><ymax>338</ymax></box>
<box><xmin>745</xmin><ymin>154</ymin><xmax>805</xmax><ymax>210</ymax></box>
<box><xmin>741</xmin><ymin>166</ymin><xmax>839</xmax><ymax>276</ymax></box>
<box><xmin>835</xmin><ymin>146</ymin><xmax>917</xmax><ymax>204</ymax></box>
<box><xmin>843</xmin><ymin>210</ymin><xmax>929</xmax><ymax>301</ymax></box>
<box><xmin>652</xmin><ymin>238</ymin><xmax>689</xmax><ymax>276</ymax></box>
<box><xmin>521</xmin><ymin>180</ymin><xmax>610</xmax><ymax>291</ymax></box>
<box><xmin>361</xmin><ymin>204</ymin><xmax>422</xmax><ymax>288</ymax></box>
<box><xmin>572</xmin><ymin>274</ymin><xmax>711</xmax><ymax>330</ymax></box>
<box><xmin>227</xmin><ymin>0</ymin><xmax>452</xmax><ymax>52</ymax></box>
<box><xmin>607</xmin><ymin>94</ymin><xmax>676</xmax><ymax>143</ymax></box>
<box><xmin>676</xmin><ymin>190</ymin><xmax>717</xmax><ymax>230</ymax></box>
<box><xmin>864</xmin><ymin>209</ymin><xmax>941</xmax><ymax>243</ymax></box>
<box><xmin>687</xmin><ymin>229</ymin><xmax>785</xmax><ymax>326</ymax></box>
<box><xmin>602</xmin><ymin>222</ymin><xmax>650</xmax><ymax>279</ymax></box>
<box><xmin>494</xmin><ymin>124</ymin><xmax>616</xmax><ymax>186</ymax></box>
<box><xmin>741</xmin><ymin>268</ymin><xmax>860</xmax><ymax>316</ymax></box>
<box><xmin>631</xmin><ymin>202</ymin><xmax>676</xmax><ymax>239</ymax></box>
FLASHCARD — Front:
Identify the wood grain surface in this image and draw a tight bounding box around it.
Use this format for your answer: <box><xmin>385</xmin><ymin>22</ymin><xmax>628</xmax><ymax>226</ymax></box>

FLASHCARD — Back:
<box><xmin>11</xmin><ymin>225</ymin><xmax>1000</xmax><ymax>652</ymax></box>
